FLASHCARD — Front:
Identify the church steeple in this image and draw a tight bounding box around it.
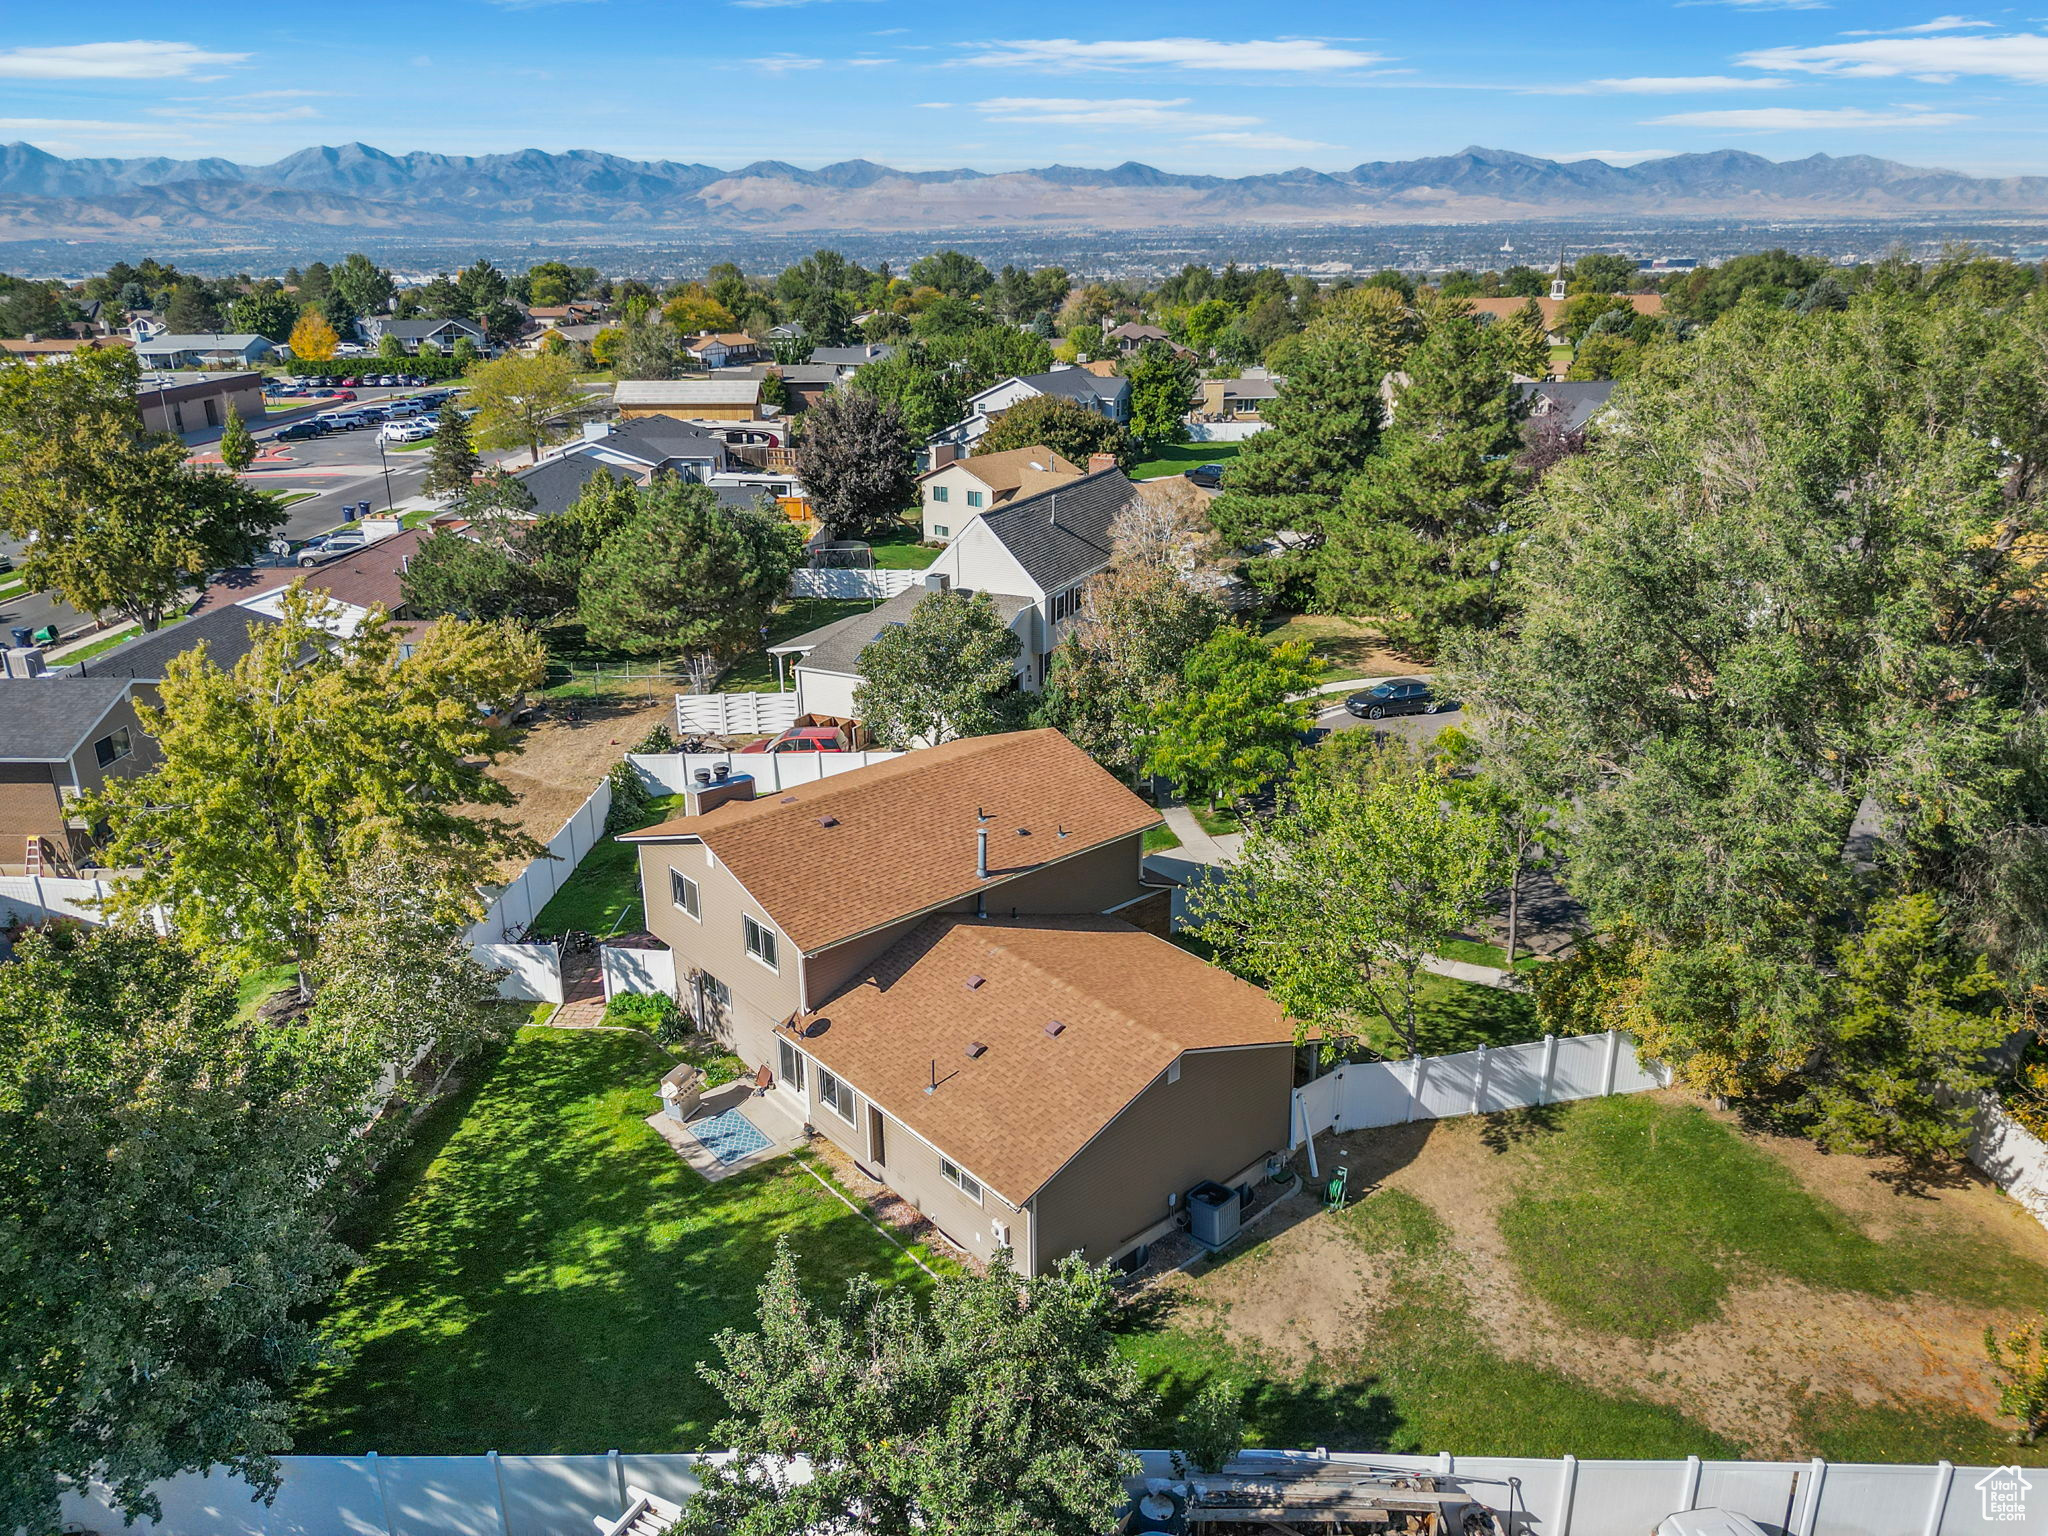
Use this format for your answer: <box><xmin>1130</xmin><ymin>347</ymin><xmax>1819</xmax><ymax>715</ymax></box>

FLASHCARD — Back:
<box><xmin>1549</xmin><ymin>246</ymin><xmax>1569</xmax><ymax>302</ymax></box>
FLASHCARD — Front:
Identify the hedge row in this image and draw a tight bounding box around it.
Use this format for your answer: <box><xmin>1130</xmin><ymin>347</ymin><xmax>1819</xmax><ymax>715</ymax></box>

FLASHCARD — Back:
<box><xmin>287</xmin><ymin>356</ymin><xmax>471</xmax><ymax>382</ymax></box>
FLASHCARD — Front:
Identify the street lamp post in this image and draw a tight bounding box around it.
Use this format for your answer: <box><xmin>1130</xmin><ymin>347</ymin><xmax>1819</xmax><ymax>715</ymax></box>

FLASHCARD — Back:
<box><xmin>375</xmin><ymin>433</ymin><xmax>397</xmax><ymax>517</ymax></box>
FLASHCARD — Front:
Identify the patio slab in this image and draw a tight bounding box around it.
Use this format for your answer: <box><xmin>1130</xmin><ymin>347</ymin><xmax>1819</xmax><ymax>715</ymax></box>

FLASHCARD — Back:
<box><xmin>645</xmin><ymin>1078</ymin><xmax>807</xmax><ymax>1183</ymax></box>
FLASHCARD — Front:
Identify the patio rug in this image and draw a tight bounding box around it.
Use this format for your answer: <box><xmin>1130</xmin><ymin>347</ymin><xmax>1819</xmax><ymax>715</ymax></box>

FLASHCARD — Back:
<box><xmin>688</xmin><ymin>1108</ymin><xmax>774</xmax><ymax>1165</ymax></box>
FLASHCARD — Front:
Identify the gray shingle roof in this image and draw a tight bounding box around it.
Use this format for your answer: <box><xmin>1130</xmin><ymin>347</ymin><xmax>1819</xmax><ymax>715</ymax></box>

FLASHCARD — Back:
<box><xmin>79</xmin><ymin>605</ymin><xmax>283</xmax><ymax>682</ymax></box>
<box><xmin>971</xmin><ymin>468</ymin><xmax>1132</xmax><ymax>594</ymax></box>
<box><xmin>1515</xmin><ymin>380</ymin><xmax>1615</xmax><ymax>433</ymax></box>
<box><xmin>808</xmin><ymin>344</ymin><xmax>897</xmax><ymax>367</ymax></box>
<box><xmin>791</xmin><ymin>586</ymin><xmax>1030</xmax><ymax>678</ymax></box>
<box><xmin>591</xmin><ymin>417</ymin><xmax>729</xmax><ymax>469</ymax></box>
<box><xmin>1022</xmin><ymin>368</ymin><xmax>1127</xmax><ymax>405</ymax></box>
<box><xmin>0</xmin><ymin>677</ymin><xmax>136</xmax><ymax>762</ymax></box>
<box><xmin>515</xmin><ymin>454</ymin><xmax>640</xmax><ymax>516</ymax></box>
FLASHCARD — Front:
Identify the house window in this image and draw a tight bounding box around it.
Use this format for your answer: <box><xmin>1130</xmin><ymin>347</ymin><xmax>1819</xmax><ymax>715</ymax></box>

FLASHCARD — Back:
<box><xmin>93</xmin><ymin>728</ymin><xmax>132</xmax><ymax>768</ymax></box>
<box><xmin>777</xmin><ymin>1039</ymin><xmax>806</xmax><ymax>1093</ymax></box>
<box><xmin>931</xmin><ymin>485</ymin><xmax>949</xmax><ymax>503</ymax></box>
<box><xmin>818</xmin><ymin>1068</ymin><xmax>855</xmax><ymax>1122</ymax></box>
<box><xmin>669</xmin><ymin>869</ymin><xmax>700</xmax><ymax>918</ymax></box>
<box><xmin>940</xmin><ymin>1158</ymin><xmax>983</xmax><ymax>1204</ymax></box>
<box><xmin>743</xmin><ymin>915</ymin><xmax>778</xmax><ymax>971</ymax></box>
<box><xmin>966</xmin><ymin>490</ymin><xmax>984</xmax><ymax>508</ymax></box>
<box><xmin>932</xmin><ymin>525</ymin><xmax>949</xmax><ymax>539</ymax></box>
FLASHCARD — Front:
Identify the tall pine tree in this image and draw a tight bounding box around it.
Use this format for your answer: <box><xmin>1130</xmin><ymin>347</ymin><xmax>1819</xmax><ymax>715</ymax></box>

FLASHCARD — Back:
<box><xmin>422</xmin><ymin>401</ymin><xmax>480</xmax><ymax>498</ymax></box>
<box><xmin>1317</xmin><ymin>304</ymin><xmax>1526</xmax><ymax>658</ymax></box>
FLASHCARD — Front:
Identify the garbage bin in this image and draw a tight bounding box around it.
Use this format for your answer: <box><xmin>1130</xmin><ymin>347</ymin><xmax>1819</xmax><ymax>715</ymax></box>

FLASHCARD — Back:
<box><xmin>9</xmin><ymin>627</ymin><xmax>32</xmax><ymax>649</ymax></box>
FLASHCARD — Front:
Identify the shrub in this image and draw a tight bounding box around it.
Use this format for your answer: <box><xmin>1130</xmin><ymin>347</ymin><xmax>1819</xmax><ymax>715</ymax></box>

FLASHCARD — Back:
<box><xmin>603</xmin><ymin>759</ymin><xmax>651</xmax><ymax>833</ymax></box>
<box><xmin>602</xmin><ymin>991</ymin><xmax>678</xmax><ymax>1035</ymax></box>
<box><xmin>634</xmin><ymin>722</ymin><xmax>677</xmax><ymax>754</ymax></box>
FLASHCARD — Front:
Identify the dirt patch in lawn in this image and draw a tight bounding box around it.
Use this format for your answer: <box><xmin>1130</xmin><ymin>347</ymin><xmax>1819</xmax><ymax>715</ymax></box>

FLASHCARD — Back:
<box><xmin>472</xmin><ymin>697</ymin><xmax>675</xmax><ymax>862</ymax></box>
<box><xmin>1156</xmin><ymin>1190</ymin><xmax>1390</xmax><ymax>1371</ymax></box>
<box><xmin>1259</xmin><ymin>614</ymin><xmax>1429</xmax><ymax>680</ymax></box>
<box><xmin>1178</xmin><ymin>1096</ymin><xmax>2038</xmax><ymax>1457</ymax></box>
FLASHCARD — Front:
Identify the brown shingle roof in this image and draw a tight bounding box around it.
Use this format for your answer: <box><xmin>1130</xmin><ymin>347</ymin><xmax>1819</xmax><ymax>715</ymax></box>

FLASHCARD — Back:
<box><xmin>784</xmin><ymin>915</ymin><xmax>1295</xmax><ymax>1203</ymax></box>
<box><xmin>621</xmin><ymin>729</ymin><xmax>1160</xmax><ymax>953</ymax></box>
<box><xmin>918</xmin><ymin>444</ymin><xmax>1083</xmax><ymax>499</ymax></box>
<box><xmin>194</xmin><ymin>529</ymin><xmax>427</xmax><ymax>618</ymax></box>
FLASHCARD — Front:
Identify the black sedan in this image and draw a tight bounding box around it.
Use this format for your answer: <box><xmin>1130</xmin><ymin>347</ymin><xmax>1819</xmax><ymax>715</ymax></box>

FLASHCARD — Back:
<box><xmin>1183</xmin><ymin>462</ymin><xmax>1227</xmax><ymax>489</ymax></box>
<box><xmin>273</xmin><ymin>420</ymin><xmax>330</xmax><ymax>441</ymax></box>
<box><xmin>1345</xmin><ymin>678</ymin><xmax>1452</xmax><ymax>720</ymax></box>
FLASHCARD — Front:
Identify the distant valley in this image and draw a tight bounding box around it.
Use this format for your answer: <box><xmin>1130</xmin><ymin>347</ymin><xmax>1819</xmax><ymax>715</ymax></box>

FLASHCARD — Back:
<box><xmin>9</xmin><ymin>141</ymin><xmax>2048</xmax><ymax>245</ymax></box>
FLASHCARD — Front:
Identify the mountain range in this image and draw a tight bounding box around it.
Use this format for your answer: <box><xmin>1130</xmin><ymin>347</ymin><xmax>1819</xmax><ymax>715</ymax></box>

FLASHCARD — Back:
<box><xmin>6</xmin><ymin>142</ymin><xmax>2048</xmax><ymax>240</ymax></box>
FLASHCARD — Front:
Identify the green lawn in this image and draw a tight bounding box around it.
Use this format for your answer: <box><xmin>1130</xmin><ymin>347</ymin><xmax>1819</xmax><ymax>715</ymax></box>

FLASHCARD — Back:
<box><xmin>1133</xmin><ymin>441</ymin><xmax>1241</xmax><ymax>481</ymax></box>
<box><xmin>294</xmin><ymin>1028</ymin><xmax>941</xmax><ymax>1453</ymax></box>
<box><xmin>1143</xmin><ymin>824</ymin><xmax>1183</xmax><ymax>854</ymax></box>
<box><xmin>258</xmin><ymin>489</ymin><xmax>317</xmax><ymax>509</ymax></box>
<box><xmin>56</xmin><ymin>615</ymin><xmax>186</xmax><ymax>664</ymax></box>
<box><xmin>529</xmin><ymin>795</ymin><xmax>684</xmax><ymax>938</ymax></box>
<box><xmin>1259</xmin><ymin>613</ymin><xmax>1402</xmax><ymax>677</ymax></box>
<box><xmin>865</xmin><ymin>518</ymin><xmax>940</xmax><ymax>570</ymax></box>
<box><xmin>1496</xmin><ymin>1093</ymin><xmax>2048</xmax><ymax>1340</ymax></box>
<box><xmin>1406</xmin><ymin>971</ymin><xmax>1540</xmax><ymax>1055</ymax></box>
<box><xmin>1189</xmin><ymin>804</ymin><xmax>1243</xmax><ymax>838</ymax></box>
<box><xmin>233</xmin><ymin>962</ymin><xmax>301</xmax><ymax>1022</ymax></box>
<box><xmin>1432</xmin><ymin>937</ymin><xmax>1546</xmax><ymax>973</ymax></box>
<box><xmin>716</xmin><ymin>597</ymin><xmax>874</xmax><ymax>693</ymax></box>
<box><xmin>1125</xmin><ymin>1187</ymin><xmax>1740</xmax><ymax>1458</ymax></box>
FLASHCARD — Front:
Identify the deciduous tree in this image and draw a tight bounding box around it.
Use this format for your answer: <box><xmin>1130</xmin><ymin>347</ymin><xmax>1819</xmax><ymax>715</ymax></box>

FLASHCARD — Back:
<box><xmin>854</xmin><ymin>589</ymin><xmax>1024</xmax><ymax>746</ymax></box>
<box><xmin>1141</xmin><ymin>626</ymin><xmax>1322</xmax><ymax>809</ymax></box>
<box><xmin>793</xmin><ymin>387</ymin><xmax>918</xmax><ymax>538</ymax></box>
<box><xmin>464</xmin><ymin>350</ymin><xmax>583</xmax><ymax>463</ymax></box>
<box><xmin>1190</xmin><ymin>737</ymin><xmax>1505</xmax><ymax>1060</ymax></box>
<box><xmin>1120</xmin><ymin>339</ymin><xmax>1196</xmax><ymax>452</ymax></box>
<box><xmin>0</xmin><ymin>926</ymin><xmax>365</xmax><ymax>1532</ymax></box>
<box><xmin>84</xmin><ymin>592</ymin><xmax>545</xmax><ymax>978</ymax></box>
<box><xmin>675</xmin><ymin>1242</ymin><xmax>1142</xmax><ymax>1536</ymax></box>
<box><xmin>288</xmin><ymin>307</ymin><xmax>339</xmax><ymax>361</ymax></box>
<box><xmin>974</xmin><ymin>392</ymin><xmax>1133</xmax><ymax>471</ymax></box>
<box><xmin>0</xmin><ymin>347</ymin><xmax>282</xmax><ymax>631</ymax></box>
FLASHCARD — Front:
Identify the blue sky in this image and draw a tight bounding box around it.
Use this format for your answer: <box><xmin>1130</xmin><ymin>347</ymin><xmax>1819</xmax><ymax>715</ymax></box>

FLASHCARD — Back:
<box><xmin>6</xmin><ymin>4</ymin><xmax>2048</xmax><ymax>176</ymax></box>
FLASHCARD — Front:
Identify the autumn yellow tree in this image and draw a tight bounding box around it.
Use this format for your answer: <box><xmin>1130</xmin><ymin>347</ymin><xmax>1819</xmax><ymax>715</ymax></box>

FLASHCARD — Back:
<box><xmin>661</xmin><ymin>286</ymin><xmax>737</xmax><ymax>335</ymax></box>
<box><xmin>288</xmin><ymin>307</ymin><xmax>339</xmax><ymax>361</ymax></box>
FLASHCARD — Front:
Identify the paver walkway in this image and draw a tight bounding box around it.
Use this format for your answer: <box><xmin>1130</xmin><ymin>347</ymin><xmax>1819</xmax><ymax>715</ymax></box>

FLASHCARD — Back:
<box><xmin>549</xmin><ymin>949</ymin><xmax>608</xmax><ymax>1027</ymax></box>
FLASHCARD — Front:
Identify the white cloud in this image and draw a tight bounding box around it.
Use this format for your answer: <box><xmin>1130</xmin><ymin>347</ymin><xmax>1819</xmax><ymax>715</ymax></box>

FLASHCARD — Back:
<box><xmin>149</xmin><ymin>103</ymin><xmax>319</xmax><ymax>125</ymax></box>
<box><xmin>1189</xmin><ymin>130</ymin><xmax>1337</xmax><ymax>151</ymax></box>
<box><xmin>958</xmin><ymin>37</ymin><xmax>1386</xmax><ymax>72</ymax></box>
<box><xmin>0</xmin><ymin>40</ymin><xmax>247</xmax><ymax>80</ymax></box>
<box><xmin>1647</xmin><ymin>105</ymin><xmax>1970</xmax><ymax>126</ymax></box>
<box><xmin>848</xmin><ymin>56</ymin><xmax>897</xmax><ymax>66</ymax></box>
<box><xmin>1739</xmin><ymin>31</ymin><xmax>2048</xmax><ymax>81</ymax></box>
<box><xmin>1842</xmin><ymin>14</ymin><xmax>1992</xmax><ymax>33</ymax></box>
<box><xmin>1538</xmin><ymin>75</ymin><xmax>1792</xmax><ymax>93</ymax></box>
<box><xmin>745</xmin><ymin>53</ymin><xmax>826</xmax><ymax>72</ymax></box>
<box><xmin>916</xmin><ymin>101</ymin><xmax>954</xmax><ymax>108</ymax></box>
<box><xmin>0</xmin><ymin>116</ymin><xmax>198</xmax><ymax>140</ymax></box>
<box><xmin>974</xmin><ymin>95</ymin><xmax>1260</xmax><ymax>129</ymax></box>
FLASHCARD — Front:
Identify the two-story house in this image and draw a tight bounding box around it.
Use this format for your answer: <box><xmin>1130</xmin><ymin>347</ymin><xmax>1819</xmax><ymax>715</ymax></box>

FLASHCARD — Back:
<box><xmin>916</xmin><ymin>444</ymin><xmax>1082</xmax><ymax>543</ymax></box>
<box><xmin>773</xmin><ymin>462</ymin><xmax>1133</xmax><ymax>716</ymax></box>
<box><xmin>929</xmin><ymin>367</ymin><xmax>1132</xmax><ymax>456</ymax></box>
<box><xmin>0</xmin><ymin>677</ymin><xmax>159</xmax><ymax>874</ymax></box>
<box><xmin>622</xmin><ymin>730</ymin><xmax>1297</xmax><ymax>1274</ymax></box>
<box><xmin>355</xmin><ymin>317</ymin><xmax>488</xmax><ymax>355</ymax></box>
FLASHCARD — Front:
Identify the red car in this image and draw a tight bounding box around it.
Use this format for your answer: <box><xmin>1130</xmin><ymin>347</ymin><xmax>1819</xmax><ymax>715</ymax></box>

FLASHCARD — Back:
<box><xmin>739</xmin><ymin>725</ymin><xmax>850</xmax><ymax>754</ymax></box>
<box><xmin>337</xmin><ymin>377</ymin><xmax>360</xmax><ymax>388</ymax></box>
<box><xmin>328</xmin><ymin>388</ymin><xmax>358</xmax><ymax>401</ymax></box>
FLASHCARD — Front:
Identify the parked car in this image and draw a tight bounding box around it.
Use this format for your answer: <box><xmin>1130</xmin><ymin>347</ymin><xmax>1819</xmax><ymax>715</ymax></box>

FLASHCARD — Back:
<box><xmin>1344</xmin><ymin>678</ymin><xmax>1451</xmax><ymax>720</ymax></box>
<box><xmin>738</xmin><ymin>725</ymin><xmax>852</xmax><ymax>754</ymax></box>
<box><xmin>327</xmin><ymin>388</ymin><xmax>358</xmax><ymax>402</ymax></box>
<box><xmin>338</xmin><ymin>376</ymin><xmax>361</xmax><ymax>388</ymax></box>
<box><xmin>296</xmin><ymin>529</ymin><xmax>370</xmax><ymax>566</ymax></box>
<box><xmin>274</xmin><ymin>420</ymin><xmax>329</xmax><ymax>441</ymax></box>
<box><xmin>381</xmin><ymin>420</ymin><xmax>434</xmax><ymax>443</ymax></box>
<box><xmin>318</xmin><ymin>411</ymin><xmax>369</xmax><ymax>431</ymax></box>
<box><xmin>1183</xmin><ymin>462</ymin><xmax>1227</xmax><ymax>489</ymax></box>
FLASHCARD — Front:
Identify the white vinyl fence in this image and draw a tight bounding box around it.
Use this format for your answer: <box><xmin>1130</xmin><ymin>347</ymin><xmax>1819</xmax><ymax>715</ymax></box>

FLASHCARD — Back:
<box><xmin>0</xmin><ymin>872</ymin><xmax>121</xmax><ymax>927</ymax></box>
<box><xmin>1292</xmin><ymin>1030</ymin><xmax>1672</xmax><ymax>1143</ymax></box>
<box><xmin>56</xmin><ymin>1448</ymin><xmax>2043</xmax><ymax>1536</ymax></box>
<box><xmin>601</xmin><ymin>945</ymin><xmax>676</xmax><ymax>1001</ymax></box>
<box><xmin>789</xmin><ymin>567</ymin><xmax>923</xmax><ymax>600</ymax></box>
<box><xmin>1184</xmin><ymin>417</ymin><xmax>1269</xmax><ymax>442</ymax></box>
<box><xmin>673</xmin><ymin>691</ymin><xmax>801</xmax><ymax>738</ymax></box>
<box><xmin>1970</xmin><ymin>1097</ymin><xmax>2048</xmax><ymax>1227</ymax></box>
<box><xmin>626</xmin><ymin>748</ymin><xmax>901</xmax><ymax>796</ymax></box>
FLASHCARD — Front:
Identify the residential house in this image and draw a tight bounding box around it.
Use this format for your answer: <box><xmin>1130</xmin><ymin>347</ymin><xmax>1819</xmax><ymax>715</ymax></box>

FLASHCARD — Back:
<box><xmin>518</xmin><ymin>419</ymin><xmax>804</xmax><ymax>519</ymax></box>
<box><xmin>121</xmin><ymin>311</ymin><xmax>168</xmax><ymax>345</ymax></box>
<box><xmin>132</xmin><ymin>371</ymin><xmax>267</xmax><ymax>437</ymax></box>
<box><xmin>929</xmin><ymin>367</ymin><xmax>1132</xmax><ymax>456</ymax></box>
<box><xmin>355</xmin><ymin>316</ymin><xmax>488</xmax><ymax>355</ymax></box>
<box><xmin>193</xmin><ymin>525</ymin><xmax>426</xmax><ymax>635</ymax></box>
<box><xmin>81</xmin><ymin>604</ymin><xmax>287</xmax><ymax>689</ymax></box>
<box><xmin>1103</xmin><ymin>321</ymin><xmax>1172</xmax><ymax>355</ymax></box>
<box><xmin>761</xmin><ymin>364</ymin><xmax>842</xmax><ymax>416</ymax></box>
<box><xmin>134</xmin><ymin>333</ymin><xmax>276</xmax><ymax>370</ymax></box>
<box><xmin>621</xmin><ymin>729</ymin><xmax>1296</xmax><ymax>1274</ymax></box>
<box><xmin>1192</xmin><ymin>373</ymin><xmax>1278</xmax><ymax>425</ymax></box>
<box><xmin>613</xmin><ymin>377</ymin><xmax>764</xmax><ymax>423</ymax></box>
<box><xmin>773</xmin><ymin>582</ymin><xmax>1035</xmax><ymax>721</ymax></box>
<box><xmin>0</xmin><ymin>336</ymin><xmax>130</xmax><ymax>366</ymax></box>
<box><xmin>525</xmin><ymin>301</ymin><xmax>606</xmax><ymax>331</ymax></box>
<box><xmin>806</xmin><ymin>342</ymin><xmax>896</xmax><ymax>377</ymax></box>
<box><xmin>917</xmin><ymin>444</ymin><xmax>1082</xmax><ymax>543</ymax></box>
<box><xmin>1514</xmin><ymin>379</ymin><xmax>1616</xmax><ymax>433</ymax></box>
<box><xmin>684</xmin><ymin>332</ymin><xmax>764</xmax><ymax>369</ymax></box>
<box><xmin>0</xmin><ymin>677</ymin><xmax>158</xmax><ymax>874</ymax></box>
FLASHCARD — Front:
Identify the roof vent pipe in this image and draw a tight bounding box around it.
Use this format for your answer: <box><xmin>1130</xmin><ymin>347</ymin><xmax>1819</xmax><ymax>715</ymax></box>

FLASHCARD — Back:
<box><xmin>977</xmin><ymin>825</ymin><xmax>990</xmax><ymax>880</ymax></box>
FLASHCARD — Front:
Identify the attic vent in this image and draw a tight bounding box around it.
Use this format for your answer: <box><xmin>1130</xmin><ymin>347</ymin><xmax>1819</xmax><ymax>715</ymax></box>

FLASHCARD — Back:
<box><xmin>1044</xmin><ymin>1020</ymin><xmax>1066</xmax><ymax>1038</ymax></box>
<box><xmin>779</xmin><ymin>795</ymin><xmax>798</xmax><ymax>804</ymax></box>
<box><xmin>965</xmin><ymin>1041</ymin><xmax>988</xmax><ymax>1059</ymax></box>
<box><xmin>1015</xmin><ymin>826</ymin><xmax>1030</xmax><ymax>837</ymax></box>
<box><xmin>964</xmin><ymin>975</ymin><xmax>986</xmax><ymax>991</ymax></box>
<box><xmin>818</xmin><ymin>816</ymin><xmax>839</xmax><ymax>828</ymax></box>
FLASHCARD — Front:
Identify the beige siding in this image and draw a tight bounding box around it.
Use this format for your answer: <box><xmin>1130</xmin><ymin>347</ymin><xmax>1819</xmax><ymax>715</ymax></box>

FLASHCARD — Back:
<box><xmin>1029</xmin><ymin>1044</ymin><xmax>1294</xmax><ymax>1269</ymax></box>
<box><xmin>0</xmin><ymin>764</ymin><xmax>63</xmax><ymax>847</ymax></box>
<box><xmin>635</xmin><ymin>840</ymin><xmax>801</xmax><ymax>1071</ymax></box>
